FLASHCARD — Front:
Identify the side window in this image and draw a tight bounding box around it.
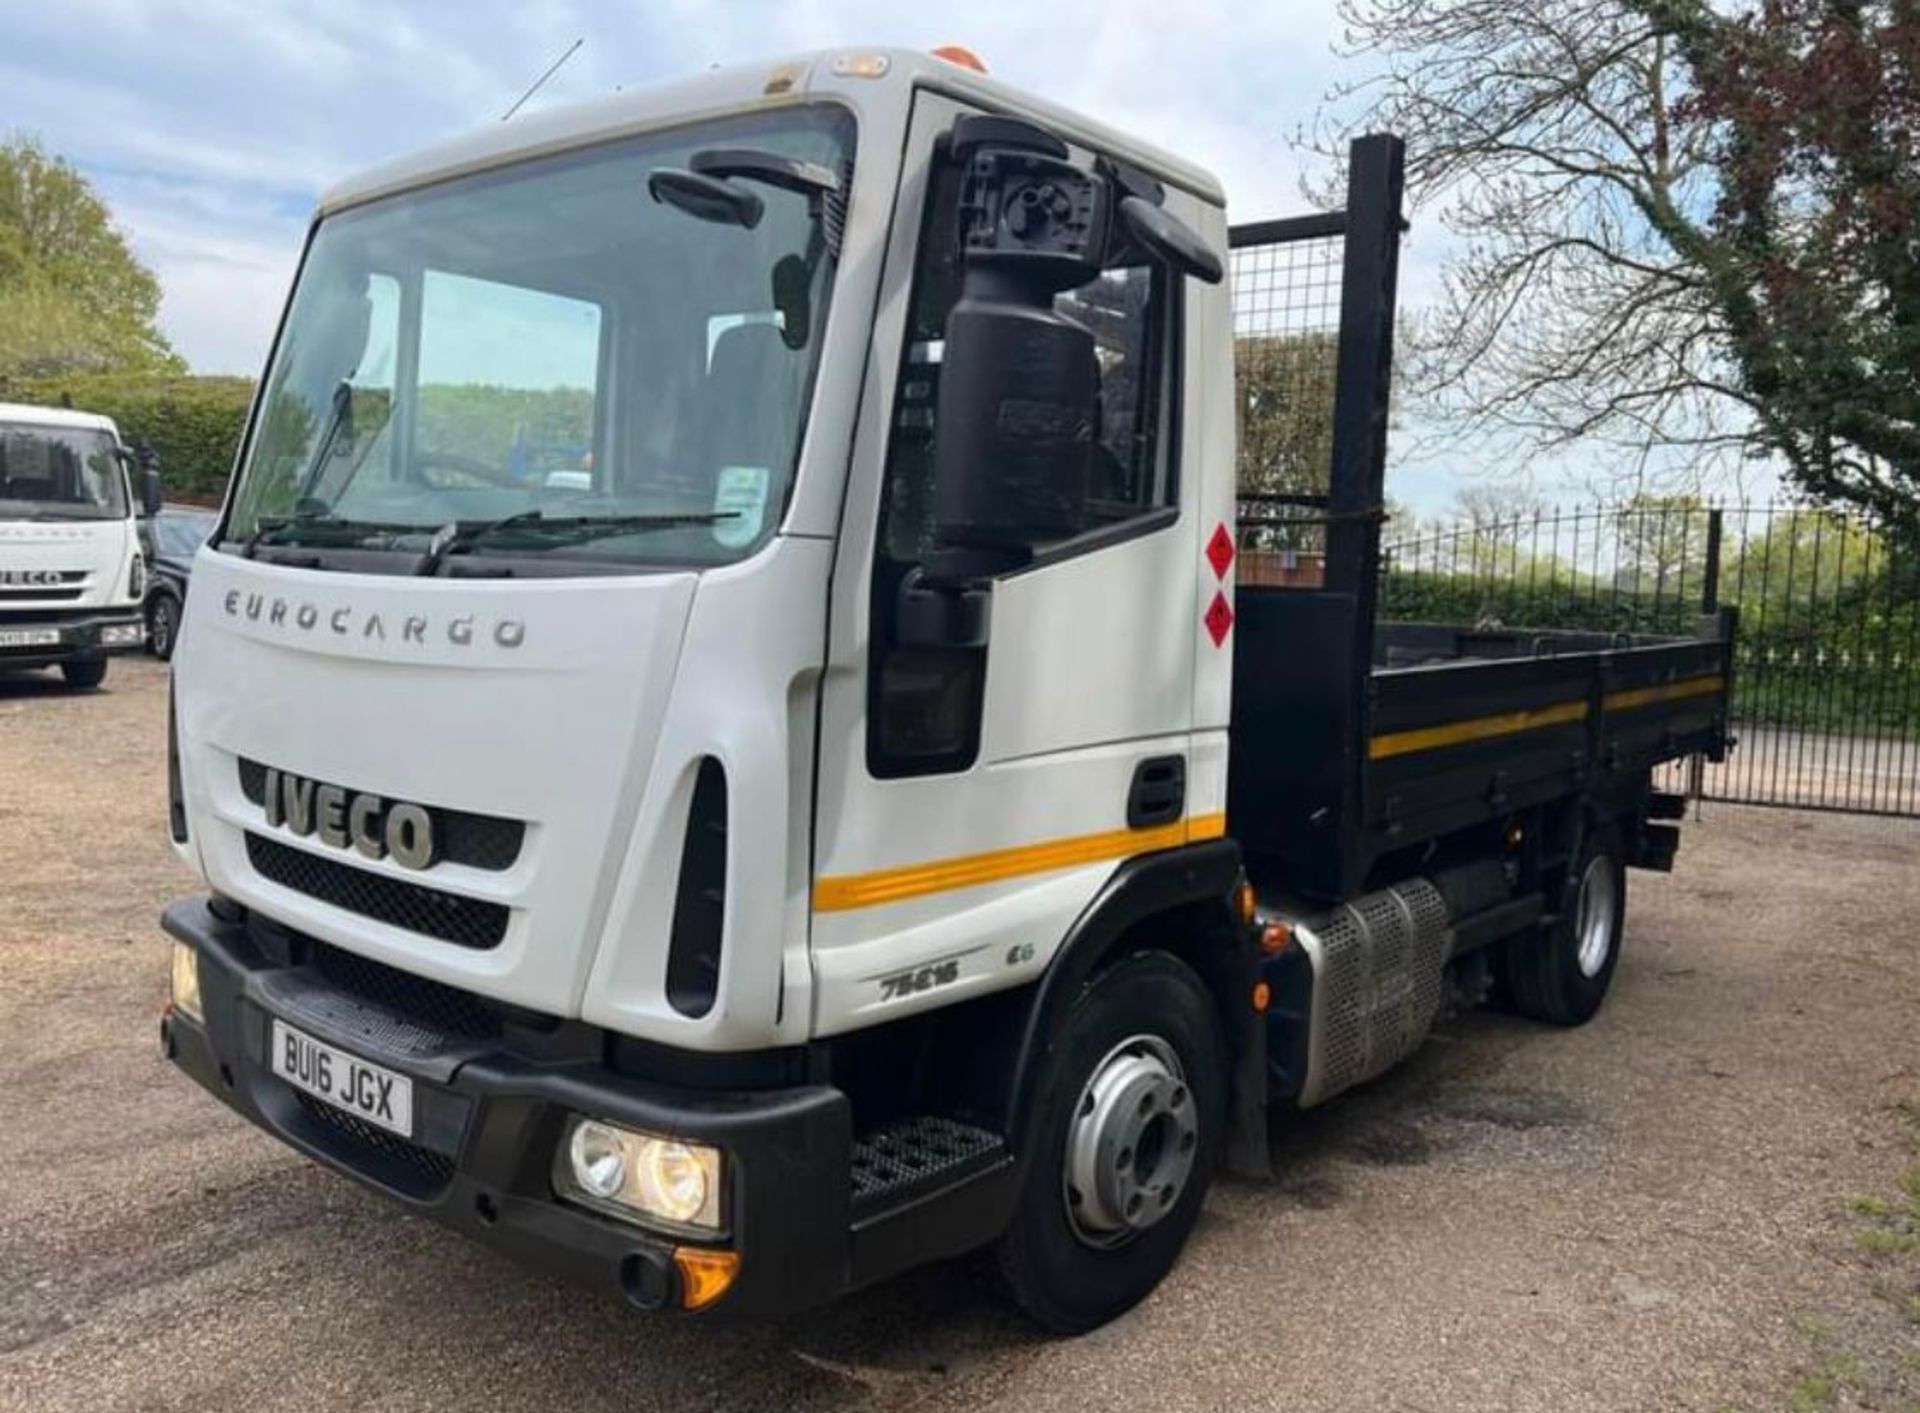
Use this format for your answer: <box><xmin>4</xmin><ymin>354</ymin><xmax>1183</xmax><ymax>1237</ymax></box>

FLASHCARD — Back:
<box><xmin>414</xmin><ymin>270</ymin><xmax>602</xmax><ymax>488</ymax></box>
<box><xmin>1055</xmin><ymin>264</ymin><xmax>1173</xmax><ymax>523</ymax></box>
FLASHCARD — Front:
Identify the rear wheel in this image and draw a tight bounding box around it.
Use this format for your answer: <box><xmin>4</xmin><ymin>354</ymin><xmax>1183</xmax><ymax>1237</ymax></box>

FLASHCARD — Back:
<box><xmin>997</xmin><ymin>951</ymin><xmax>1226</xmax><ymax>1333</ymax></box>
<box><xmin>60</xmin><ymin>659</ymin><xmax>108</xmax><ymax>690</ymax></box>
<box><xmin>148</xmin><ymin>594</ymin><xmax>180</xmax><ymax>660</ymax></box>
<box><xmin>1503</xmin><ymin>825</ymin><xmax>1625</xmax><ymax>1026</ymax></box>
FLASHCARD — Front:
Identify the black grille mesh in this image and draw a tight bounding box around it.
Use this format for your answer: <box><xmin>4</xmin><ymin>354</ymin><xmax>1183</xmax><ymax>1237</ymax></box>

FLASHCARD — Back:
<box><xmin>291</xmin><ymin>1090</ymin><xmax>454</xmax><ymax>1191</ymax></box>
<box><xmin>246</xmin><ymin>833</ymin><xmax>509</xmax><ymax>950</ymax></box>
<box><xmin>311</xmin><ymin>940</ymin><xmax>501</xmax><ymax>1041</ymax></box>
<box><xmin>238</xmin><ymin>759</ymin><xmax>525</xmax><ymax>871</ymax></box>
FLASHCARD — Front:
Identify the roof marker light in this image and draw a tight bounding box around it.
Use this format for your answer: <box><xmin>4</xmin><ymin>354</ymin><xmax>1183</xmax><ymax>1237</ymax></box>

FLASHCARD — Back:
<box><xmin>831</xmin><ymin>53</ymin><xmax>891</xmax><ymax>79</ymax></box>
<box><xmin>931</xmin><ymin>45</ymin><xmax>988</xmax><ymax>73</ymax></box>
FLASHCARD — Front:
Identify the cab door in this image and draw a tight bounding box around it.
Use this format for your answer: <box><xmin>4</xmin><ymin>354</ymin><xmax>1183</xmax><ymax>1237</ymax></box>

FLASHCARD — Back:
<box><xmin>809</xmin><ymin>89</ymin><xmax>1217</xmax><ymax>1037</ymax></box>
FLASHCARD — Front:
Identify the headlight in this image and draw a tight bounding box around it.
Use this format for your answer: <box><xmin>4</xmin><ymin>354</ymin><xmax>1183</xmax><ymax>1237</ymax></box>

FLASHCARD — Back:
<box><xmin>170</xmin><ymin>941</ymin><xmax>202</xmax><ymax>1022</ymax></box>
<box><xmin>554</xmin><ymin>1116</ymin><xmax>723</xmax><ymax>1231</ymax></box>
<box><xmin>100</xmin><ymin>622</ymin><xmax>144</xmax><ymax>646</ymax></box>
<box><xmin>128</xmin><ymin>553</ymin><xmax>146</xmax><ymax>599</ymax></box>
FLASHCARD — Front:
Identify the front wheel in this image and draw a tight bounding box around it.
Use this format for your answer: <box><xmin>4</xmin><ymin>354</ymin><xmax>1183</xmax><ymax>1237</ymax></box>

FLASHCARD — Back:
<box><xmin>997</xmin><ymin>951</ymin><xmax>1227</xmax><ymax>1333</ymax></box>
<box><xmin>60</xmin><ymin>659</ymin><xmax>108</xmax><ymax>690</ymax></box>
<box><xmin>147</xmin><ymin>594</ymin><xmax>180</xmax><ymax>661</ymax></box>
<box><xmin>1502</xmin><ymin>824</ymin><xmax>1626</xmax><ymax>1026</ymax></box>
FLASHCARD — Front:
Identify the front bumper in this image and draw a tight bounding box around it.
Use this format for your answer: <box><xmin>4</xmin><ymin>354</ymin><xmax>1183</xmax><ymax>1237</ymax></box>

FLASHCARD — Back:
<box><xmin>160</xmin><ymin>898</ymin><xmax>857</xmax><ymax>1317</ymax></box>
<box><xmin>0</xmin><ymin>608</ymin><xmax>144</xmax><ymax>668</ymax></box>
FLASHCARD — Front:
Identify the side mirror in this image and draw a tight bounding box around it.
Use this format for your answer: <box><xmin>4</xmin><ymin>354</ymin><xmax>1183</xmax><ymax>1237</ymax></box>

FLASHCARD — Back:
<box><xmin>118</xmin><ymin>446</ymin><xmax>164</xmax><ymax>518</ymax></box>
<box><xmin>926</xmin><ymin>125</ymin><xmax>1108</xmax><ymax>582</ymax></box>
<box><xmin>929</xmin><ymin>292</ymin><xmax>1096</xmax><ymax>580</ymax></box>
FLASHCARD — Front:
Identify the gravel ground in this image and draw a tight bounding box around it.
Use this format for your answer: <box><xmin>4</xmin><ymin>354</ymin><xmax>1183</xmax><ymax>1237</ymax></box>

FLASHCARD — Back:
<box><xmin>2</xmin><ymin>655</ymin><xmax>1917</xmax><ymax>1412</ymax></box>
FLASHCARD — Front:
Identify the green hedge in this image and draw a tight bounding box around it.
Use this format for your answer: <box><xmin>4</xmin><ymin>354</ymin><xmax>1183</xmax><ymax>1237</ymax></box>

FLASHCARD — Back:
<box><xmin>1382</xmin><ymin>567</ymin><xmax>1920</xmax><ymax>732</ymax></box>
<box><xmin>1379</xmin><ymin>570</ymin><xmax>1702</xmax><ymax>637</ymax></box>
<box><xmin>2</xmin><ymin>372</ymin><xmax>255</xmax><ymax>506</ymax></box>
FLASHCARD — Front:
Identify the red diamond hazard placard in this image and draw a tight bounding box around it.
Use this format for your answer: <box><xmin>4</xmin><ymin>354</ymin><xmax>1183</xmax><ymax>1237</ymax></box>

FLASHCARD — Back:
<box><xmin>1206</xmin><ymin>523</ymin><xmax>1235</xmax><ymax>579</ymax></box>
<box><xmin>1204</xmin><ymin>591</ymin><xmax>1234</xmax><ymax>647</ymax></box>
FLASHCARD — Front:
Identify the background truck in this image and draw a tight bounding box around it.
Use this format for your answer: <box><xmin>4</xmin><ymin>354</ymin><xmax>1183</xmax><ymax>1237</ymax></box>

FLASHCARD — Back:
<box><xmin>159</xmin><ymin>48</ymin><xmax>1732</xmax><ymax>1332</ymax></box>
<box><xmin>0</xmin><ymin>402</ymin><xmax>159</xmax><ymax>687</ymax></box>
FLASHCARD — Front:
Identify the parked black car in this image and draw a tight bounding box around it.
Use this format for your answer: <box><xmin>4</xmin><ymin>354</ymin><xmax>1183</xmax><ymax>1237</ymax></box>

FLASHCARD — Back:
<box><xmin>140</xmin><ymin>505</ymin><xmax>217</xmax><ymax>661</ymax></box>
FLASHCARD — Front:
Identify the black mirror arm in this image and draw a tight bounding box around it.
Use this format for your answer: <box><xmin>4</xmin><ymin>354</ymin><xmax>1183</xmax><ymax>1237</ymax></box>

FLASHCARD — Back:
<box><xmin>1117</xmin><ymin>195</ymin><xmax>1224</xmax><ymax>285</ymax></box>
<box><xmin>689</xmin><ymin>148</ymin><xmax>847</xmax><ymax>256</ymax></box>
<box><xmin>690</xmin><ymin>148</ymin><xmax>840</xmax><ymax>199</ymax></box>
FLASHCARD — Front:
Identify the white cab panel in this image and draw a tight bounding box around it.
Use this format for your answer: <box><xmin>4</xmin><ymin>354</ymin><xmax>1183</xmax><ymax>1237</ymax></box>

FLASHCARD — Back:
<box><xmin>178</xmin><ymin>548</ymin><xmax>697</xmax><ymax>1018</ymax></box>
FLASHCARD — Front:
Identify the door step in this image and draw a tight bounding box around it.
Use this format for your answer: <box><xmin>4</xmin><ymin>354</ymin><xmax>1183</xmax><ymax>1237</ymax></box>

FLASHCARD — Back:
<box><xmin>850</xmin><ymin>1116</ymin><xmax>1004</xmax><ymax>1214</ymax></box>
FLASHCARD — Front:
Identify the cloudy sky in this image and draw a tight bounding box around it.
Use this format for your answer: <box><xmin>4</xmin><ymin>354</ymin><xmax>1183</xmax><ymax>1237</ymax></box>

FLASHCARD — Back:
<box><xmin>7</xmin><ymin>0</ymin><xmax>1499</xmax><ymax>506</ymax></box>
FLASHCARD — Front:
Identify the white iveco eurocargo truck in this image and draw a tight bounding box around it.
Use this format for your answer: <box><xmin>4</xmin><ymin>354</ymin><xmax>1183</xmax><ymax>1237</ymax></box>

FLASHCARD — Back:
<box><xmin>1</xmin><ymin>403</ymin><xmax>157</xmax><ymax>687</ymax></box>
<box><xmin>161</xmin><ymin>48</ymin><xmax>1731</xmax><ymax>1330</ymax></box>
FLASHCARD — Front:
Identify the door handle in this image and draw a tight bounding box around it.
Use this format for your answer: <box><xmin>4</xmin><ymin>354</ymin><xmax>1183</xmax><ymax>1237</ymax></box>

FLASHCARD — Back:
<box><xmin>1127</xmin><ymin>755</ymin><xmax>1186</xmax><ymax>829</ymax></box>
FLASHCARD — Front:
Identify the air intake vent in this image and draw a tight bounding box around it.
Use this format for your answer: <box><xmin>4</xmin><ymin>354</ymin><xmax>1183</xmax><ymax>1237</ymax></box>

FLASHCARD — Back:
<box><xmin>245</xmin><ymin>833</ymin><xmax>509</xmax><ymax>949</ymax></box>
<box><xmin>167</xmin><ymin>685</ymin><xmax>188</xmax><ymax>843</ymax></box>
<box><xmin>666</xmin><ymin>758</ymin><xmax>727</xmax><ymax>1018</ymax></box>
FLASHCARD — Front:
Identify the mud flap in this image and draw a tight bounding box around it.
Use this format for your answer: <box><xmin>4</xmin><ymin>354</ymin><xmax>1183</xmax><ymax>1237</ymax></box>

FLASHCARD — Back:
<box><xmin>1225</xmin><ymin>1005</ymin><xmax>1271</xmax><ymax>1178</ymax></box>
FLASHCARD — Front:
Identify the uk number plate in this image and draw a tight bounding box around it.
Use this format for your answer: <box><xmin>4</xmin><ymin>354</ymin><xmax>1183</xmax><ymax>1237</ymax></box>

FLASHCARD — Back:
<box><xmin>270</xmin><ymin>1019</ymin><xmax>414</xmax><ymax>1137</ymax></box>
<box><xmin>0</xmin><ymin>628</ymin><xmax>61</xmax><ymax>649</ymax></box>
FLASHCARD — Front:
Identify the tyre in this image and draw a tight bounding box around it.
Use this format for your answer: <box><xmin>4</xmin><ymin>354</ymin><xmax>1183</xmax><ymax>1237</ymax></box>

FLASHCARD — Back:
<box><xmin>1503</xmin><ymin>824</ymin><xmax>1626</xmax><ymax>1026</ymax></box>
<box><xmin>60</xmin><ymin>659</ymin><xmax>108</xmax><ymax>690</ymax></box>
<box><xmin>997</xmin><ymin>951</ymin><xmax>1227</xmax><ymax>1333</ymax></box>
<box><xmin>148</xmin><ymin>594</ymin><xmax>180</xmax><ymax>661</ymax></box>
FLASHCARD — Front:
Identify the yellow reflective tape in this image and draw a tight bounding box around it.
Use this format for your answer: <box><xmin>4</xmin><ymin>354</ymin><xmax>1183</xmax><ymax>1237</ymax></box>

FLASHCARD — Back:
<box><xmin>1602</xmin><ymin>674</ymin><xmax>1725</xmax><ymax>712</ymax></box>
<box><xmin>1368</xmin><ymin>698</ymin><xmax>1588</xmax><ymax>760</ymax></box>
<box><xmin>813</xmin><ymin>812</ymin><xmax>1229</xmax><ymax>913</ymax></box>
<box><xmin>1369</xmin><ymin>672</ymin><xmax>1726</xmax><ymax>761</ymax></box>
<box><xmin>1188</xmin><ymin>810</ymin><xmax>1228</xmax><ymax>841</ymax></box>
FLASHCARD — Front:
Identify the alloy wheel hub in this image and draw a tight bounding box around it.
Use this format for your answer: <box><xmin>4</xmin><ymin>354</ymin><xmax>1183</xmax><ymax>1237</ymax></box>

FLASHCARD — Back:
<box><xmin>1063</xmin><ymin>1035</ymin><xmax>1198</xmax><ymax>1248</ymax></box>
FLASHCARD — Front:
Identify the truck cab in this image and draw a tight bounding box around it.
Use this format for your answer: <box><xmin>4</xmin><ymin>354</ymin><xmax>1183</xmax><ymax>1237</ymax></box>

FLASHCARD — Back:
<box><xmin>0</xmin><ymin>403</ymin><xmax>156</xmax><ymax>687</ymax></box>
<box><xmin>161</xmin><ymin>48</ymin><xmax>1728</xmax><ymax>1331</ymax></box>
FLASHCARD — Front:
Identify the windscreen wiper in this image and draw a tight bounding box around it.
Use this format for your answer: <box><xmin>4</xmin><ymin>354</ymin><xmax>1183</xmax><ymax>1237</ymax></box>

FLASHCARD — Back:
<box><xmin>291</xmin><ymin>380</ymin><xmax>357</xmax><ymax>506</ymax></box>
<box><xmin>414</xmin><ymin>509</ymin><xmax>741</xmax><ymax>574</ymax></box>
<box><xmin>242</xmin><ymin>510</ymin><xmax>424</xmax><ymax>557</ymax></box>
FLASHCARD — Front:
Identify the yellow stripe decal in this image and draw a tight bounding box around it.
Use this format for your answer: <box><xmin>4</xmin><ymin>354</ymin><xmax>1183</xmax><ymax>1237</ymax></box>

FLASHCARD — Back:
<box><xmin>1369</xmin><ymin>699</ymin><xmax>1588</xmax><ymax>760</ymax></box>
<box><xmin>1602</xmin><ymin>674</ymin><xmax>1726</xmax><ymax>712</ymax></box>
<box><xmin>1369</xmin><ymin>672</ymin><xmax>1726</xmax><ymax>761</ymax></box>
<box><xmin>814</xmin><ymin>812</ymin><xmax>1229</xmax><ymax>913</ymax></box>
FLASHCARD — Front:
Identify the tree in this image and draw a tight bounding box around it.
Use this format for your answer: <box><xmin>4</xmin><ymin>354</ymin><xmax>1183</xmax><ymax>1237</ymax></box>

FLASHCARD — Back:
<box><xmin>1727</xmin><ymin>506</ymin><xmax>1879</xmax><ymax>609</ymax></box>
<box><xmin>1641</xmin><ymin>0</ymin><xmax>1920</xmax><ymax>528</ymax></box>
<box><xmin>0</xmin><ymin>135</ymin><xmax>179</xmax><ymax>381</ymax></box>
<box><xmin>1614</xmin><ymin>492</ymin><xmax>1711</xmax><ymax>599</ymax></box>
<box><xmin>1235</xmin><ymin>330</ymin><xmax>1339</xmax><ymax>549</ymax></box>
<box><xmin>1313</xmin><ymin>0</ymin><xmax>1920</xmax><ymax>521</ymax></box>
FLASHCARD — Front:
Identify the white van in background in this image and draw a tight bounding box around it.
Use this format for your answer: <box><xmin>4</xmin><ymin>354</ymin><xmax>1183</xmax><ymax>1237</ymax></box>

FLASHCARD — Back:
<box><xmin>0</xmin><ymin>402</ymin><xmax>159</xmax><ymax>689</ymax></box>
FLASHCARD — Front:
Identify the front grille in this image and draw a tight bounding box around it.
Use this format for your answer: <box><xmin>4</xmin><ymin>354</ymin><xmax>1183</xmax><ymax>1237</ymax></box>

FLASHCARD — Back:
<box><xmin>0</xmin><ymin>587</ymin><xmax>82</xmax><ymax>602</ymax></box>
<box><xmin>311</xmin><ymin>940</ymin><xmax>502</xmax><ymax>1042</ymax></box>
<box><xmin>291</xmin><ymin>1090</ymin><xmax>455</xmax><ymax>1192</ymax></box>
<box><xmin>238</xmin><ymin>758</ymin><xmax>525</xmax><ymax>872</ymax></box>
<box><xmin>246</xmin><ymin>833</ymin><xmax>509</xmax><ymax>949</ymax></box>
<box><xmin>0</xmin><ymin>606</ymin><xmax>105</xmax><ymax>624</ymax></box>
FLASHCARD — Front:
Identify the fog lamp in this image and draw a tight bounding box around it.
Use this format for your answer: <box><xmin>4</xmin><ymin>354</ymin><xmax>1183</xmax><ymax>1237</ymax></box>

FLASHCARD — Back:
<box><xmin>555</xmin><ymin>1117</ymin><xmax>723</xmax><ymax>1232</ymax></box>
<box><xmin>169</xmin><ymin>940</ymin><xmax>202</xmax><ymax>1022</ymax></box>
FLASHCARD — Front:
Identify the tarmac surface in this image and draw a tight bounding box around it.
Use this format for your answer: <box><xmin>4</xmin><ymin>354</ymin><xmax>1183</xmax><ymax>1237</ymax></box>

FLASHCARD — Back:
<box><xmin>3</xmin><ymin>655</ymin><xmax>1917</xmax><ymax>1411</ymax></box>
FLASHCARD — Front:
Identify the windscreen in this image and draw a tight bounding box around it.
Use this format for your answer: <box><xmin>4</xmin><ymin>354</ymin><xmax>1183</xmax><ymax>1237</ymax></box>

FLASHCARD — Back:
<box><xmin>224</xmin><ymin>104</ymin><xmax>854</xmax><ymax>571</ymax></box>
<box><xmin>153</xmin><ymin>509</ymin><xmax>216</xmax><ymax>558</ymax></box>
<box><xmin>0</xmin><ymin>424</ymin><xmax>127</xmax><ymax>520</ymax></box>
